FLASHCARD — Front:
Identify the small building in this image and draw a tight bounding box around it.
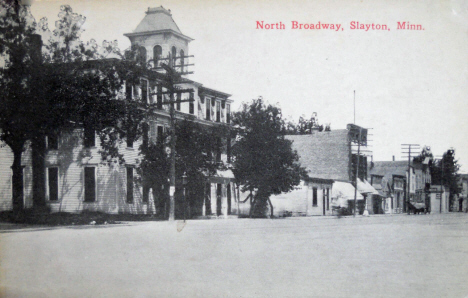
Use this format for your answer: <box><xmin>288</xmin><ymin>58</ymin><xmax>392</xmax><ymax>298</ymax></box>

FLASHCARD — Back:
<box><xmin>429</xmin><ymin>185</ymin><xmax>449</xmax><ymax>213</ymax></box>
<box><xmin>455</xmin><ymin>174</ymin><xmax>468</xmax><ymax>212</ymax></box>
<box><xmin>269</xmin><ymin>178</ymin><xmax>334</xmax><ymax>217</ymax></box>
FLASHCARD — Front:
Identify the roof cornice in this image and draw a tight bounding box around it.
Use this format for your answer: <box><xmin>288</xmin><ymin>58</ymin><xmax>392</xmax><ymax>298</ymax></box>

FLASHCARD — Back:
<box><xmin>124</xmin><ymin>29</ymin><xmax>194</xmax><ymax>42</ymax></box>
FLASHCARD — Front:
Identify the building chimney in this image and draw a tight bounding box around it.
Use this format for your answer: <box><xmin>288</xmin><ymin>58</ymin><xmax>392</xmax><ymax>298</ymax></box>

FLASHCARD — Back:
<box><xmin>28</xmin><ymin>34</ymin><xmax>42</xmax><ymax>64</ymax></box>
<box><xmin>392</xmin><ymin>155</ymin><xmax>395</xmax><ymax>161</ymax></box>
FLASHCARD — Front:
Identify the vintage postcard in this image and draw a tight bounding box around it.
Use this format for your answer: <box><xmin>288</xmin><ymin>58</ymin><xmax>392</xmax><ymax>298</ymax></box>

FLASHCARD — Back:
<box><xmin>1</xmin><ymin>0</ymin><xmax>467</xmax><ymax>297</ymax></box>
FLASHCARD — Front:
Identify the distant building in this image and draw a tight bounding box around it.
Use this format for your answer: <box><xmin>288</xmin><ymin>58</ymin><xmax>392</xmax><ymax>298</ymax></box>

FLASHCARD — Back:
<box><xmin>368</xmin><ymin>158</ymin><xmax>433</xmax><ymax>214</ymax></box>
<box><xmin>454</xmin><ymin>174</ymin><xmax>468</xmax><ymax>212</ymax></box>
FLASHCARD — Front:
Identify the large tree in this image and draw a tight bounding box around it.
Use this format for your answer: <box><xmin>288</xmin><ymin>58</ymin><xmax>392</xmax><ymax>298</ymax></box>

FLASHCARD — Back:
<box><xmin>137</xmin><ymin>118</ymin><xmax>227</xmax><ymax>219</ymax></box>
<box><xmin>431</xmin><ymin>148</ymin><xmax>461</xmax><ymax>210</ymax></box>
<box><xmin>231</xmin><ymin>98</ymin><xmax>307</xmax><ymax>217</ymax></box>
<box><xmin>0</xmin><ymin>3</ymin><xmax>144</xmax><ymax>212</ymax></box>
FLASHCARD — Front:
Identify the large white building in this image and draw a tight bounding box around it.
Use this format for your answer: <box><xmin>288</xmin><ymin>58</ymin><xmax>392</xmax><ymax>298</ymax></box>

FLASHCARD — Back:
<box><xmin>0</xmin><ymin>6</ymin><xmax>238</xmax><ymax>218</ymax></box>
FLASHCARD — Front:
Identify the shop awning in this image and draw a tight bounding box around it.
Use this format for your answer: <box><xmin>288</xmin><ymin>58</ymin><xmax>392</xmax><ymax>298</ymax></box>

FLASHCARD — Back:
<box><xmin>331</xmin><ymin>181</ymin><xmax>363</xmax><ymax>200</ymax></box>
<box><xmin>357</xmin><ymin>178</ymin><xmax>379</xmax><ymax>195</ymax></box>
<box><xmin>330</xmin><ymin>181</ymin><xmax>363</xmax><ymax>208</ymax></box>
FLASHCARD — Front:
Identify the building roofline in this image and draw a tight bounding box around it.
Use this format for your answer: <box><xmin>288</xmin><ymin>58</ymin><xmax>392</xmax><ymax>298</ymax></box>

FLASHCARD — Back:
<box><xmin>124</xmin><ymin>29</ymin><xmax>194</xmax><ymax>42</ymax></box>
<box><xmin>198</xmin><ymin>86</ymin><xmax>232</xmax><ymax>98</ymax></box>
<box><xmin>305</xmin><ymin>177</ymin><xmax>335</xmax><ymax>184</ymax></box>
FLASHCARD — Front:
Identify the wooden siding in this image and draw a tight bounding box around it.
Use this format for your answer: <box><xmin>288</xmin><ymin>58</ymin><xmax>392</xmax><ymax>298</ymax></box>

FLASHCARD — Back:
<box><xmin>0</xmin><ymin>128</ymin><xmax>158</xmax><ymax>214</ymax></box>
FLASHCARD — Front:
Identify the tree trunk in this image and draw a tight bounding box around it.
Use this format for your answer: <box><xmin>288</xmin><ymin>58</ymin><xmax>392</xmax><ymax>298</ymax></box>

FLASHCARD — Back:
<box><xmin>11</xmin><ymin>147</ymin><xmax>24</xmax><ymax>213</ymax></box>
<box><xmin>32</xmin><ymin>135</ymin><xmax>47</xmax><ymax>209</ymax></box>
<box><xmin>249</xmin><ymin>190</ymin><xmax>253</xmax><ymax>218</ymax></box>
<box><xmin>250</xmin><ymin>198</ymin><xmax>257</xmax><ymax>218</ymax></box>
<box><xmin>267</xmin><ymin>197</ymin><xmax>274</xmax><ymax>218</ymax></box>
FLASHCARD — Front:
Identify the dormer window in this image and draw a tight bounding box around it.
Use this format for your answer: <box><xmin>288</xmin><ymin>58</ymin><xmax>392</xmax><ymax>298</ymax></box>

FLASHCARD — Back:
<box><xmin>138</xmin><ymin>46</ymin><xmax>147</xmax><ymax>65</ymax></box>
<box><xmin>171</xmin><ymin>46</ymin><xmax>177</xmax><ymax>67</ymax></box>
<box><xmin>180</xmin><ymin>49</ymin><xmax>185</xmax><ymax>72</ymax></box>
<box><xmin>153</xmin><ymin>45</ymin><xmax>162</xmax><ymax>68</ymax></box>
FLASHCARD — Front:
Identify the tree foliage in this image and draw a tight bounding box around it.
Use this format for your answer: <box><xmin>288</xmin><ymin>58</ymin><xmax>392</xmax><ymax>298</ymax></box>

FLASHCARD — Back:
<box><xmin>282</xmin><ymin>113</ymin><xmax>330</xmax><ymax>135</ymax></box>
<box><xmin>137</xmin><ymin>118</ymin><xmax>227</xmax><ymax>218</ymax></box>
<box><xmin>430</xmin><ymin>149</ymin><xmax>461</xmax><ymax>208</ymax></box>
<box><xmin>232</xmin><ymin>98</ymin><xmax>307</xmax><ymax>217</ymax></box>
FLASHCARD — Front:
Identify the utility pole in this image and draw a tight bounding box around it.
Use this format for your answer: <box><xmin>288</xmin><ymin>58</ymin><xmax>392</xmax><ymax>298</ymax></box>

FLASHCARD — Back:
<box><xmin>348</xmin><ymin>124</ymin><xmax>371</xmax><ymax>217</ymax></box>
<box><xmin>435</xmin><ymin>155</ymin><xmax>444</xmax><ymax>213</ymax></box>
<box><xmin>401</xmin><ymin>144</ymin><xmax>420</xmax><ymax>214</ymax></box>
<box><xmin>441</xmin><ymin>158</ymin><xmax>444</xmax><ymax>213</ymax></box>
<box><xmin>151</xmin><ymin>53</ymin><xmax>194</xmax><ymax>221</ymax></box>
<box><xmin>353</xmin><ymin>126</ymin><xmax>362</xmax><ymax>217</ymax></box>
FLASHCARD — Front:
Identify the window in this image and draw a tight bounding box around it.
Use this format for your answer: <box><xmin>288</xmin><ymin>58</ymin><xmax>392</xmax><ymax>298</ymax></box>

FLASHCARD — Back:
<box><xmin>142</xmin><ymin>123</ymin><xmax>149</xmax><ymax>148</ymax></box>
<box><xmin>84</xmin><ymin>167</ymin><xmax>96</xmax><ymax>202</ymax></box>
<box><xmin>171</xmin><ymin>46</ymin><xmax>177</xmax><ymax>67</ymax></box>
<box><xmin>125</xmin><ymin>81</ymin><xmax>132</xmax><ymax>100</ymax></box>
<box><xmin>176</xmin><ymin>92</ymin><xmax>181</xmax><ymax>111</ymax></box>
<box><xmin>312</xmin><ymin>187</ymin><xmax>318</xmax><ymax>206</ymax></box>
<box><xmin>139</xmin><ymin>46</ymin><xmax>147</xmax><ymax>65</ymax></box>
<box><xmin>48</xmin><ymin>167</ymin><xmax>58</xmax><ymax>201</ymax></box>
<box><xmin>216</xmin><ymin>101</ymin><xmax>221</xmax><ymax>122</ymax></box>
<box><xmin>127</xmin><ymin>167</ymin><xmax>134</xmax><ymax>203</ymax></box>
<box><xmin>153</xmin><ymin>45</ymin><xmax>162</xmax><ymax>67</ymax></box>
<box><xmin>227</xmin><ymin>137</ymin><xmax>231</xmax><ymax>163</ymax></box>
<box><xmin>157</xmin><ymin>126</ymin><xmax>164</xmax><ymax>143</ymax></box>
<box><xmin>141</xmin><ymin>79</ymin><xmax>148</xmax><ymax>103</ymax></box>
<box><xmin>205</xmin><ymin>98</ymin><xmax>211</xmax><ymax>120</ymax></box>
<box><xmin>205</xmin><ymin>182</ymin><xmax>212</xmax><ymax>215</ymax></box>
<box><xmin>215</xmin><ymin>137</ymin><xmax>222</xmax><ymax>164</ymax></box>
<box><xmin>126</xmin><ymin>133</ymin><xmax>134</xmax><ymax>148</ymax></box>
<box><xmin>227</xmin><ymin>183</ymin><xmax>231</xmax><ymax>215</ymax></box>
<box><xmin>180</xmin><ymin>49</ymin><xmax>185</xmax><ymax>72</ymax></box>
<box><xmin>47</xmin><ymin>133</ymin><xmax>58</xmax><ymax>150</ymax></box>
<box><xmin>371</xmin><ymin>175</ymin><xmax>383</xmax><ymax>186</ymax></box>
<box><xmin>189</xmin><ymin>92</ymin><xmax>194</xmax><ymax>114</ymax></box>
<box><xmin>216</xmin><ymin>183</ymin><xmax>222</xmax><ymax>216</ymax></box>
<box><xmin>143</xmin><ymin>186</ymin><xmax>149</xmax><ymax>203</ymax></box>
<box><xmin>226</xmin><ymin>104</ymin><xmax>231</xmax><ymax>124</ymax></box>
<box><xmin>157</xmin><ymin>85</ymin><xmax>163</xmax><ymax>109</ymax></box>
<box><xmin>83</xmin><ymin>125</ymin><xmax>95</xmax><ymax>148</ymax></box>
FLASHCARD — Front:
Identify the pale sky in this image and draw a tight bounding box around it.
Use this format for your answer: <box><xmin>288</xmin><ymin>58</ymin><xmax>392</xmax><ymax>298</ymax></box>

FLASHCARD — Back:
<box><xmin>31</xmin><ymin>0</ymin><xmax>468</xmax><ymax>171</ymax></box>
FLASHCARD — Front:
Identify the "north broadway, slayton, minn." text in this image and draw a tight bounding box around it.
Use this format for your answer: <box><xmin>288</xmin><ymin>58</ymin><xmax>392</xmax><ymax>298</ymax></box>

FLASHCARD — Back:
<box><xmin>256</xmin><ymin>21</ymin><xmax>424</xmax><ymax>31</ymax></box>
